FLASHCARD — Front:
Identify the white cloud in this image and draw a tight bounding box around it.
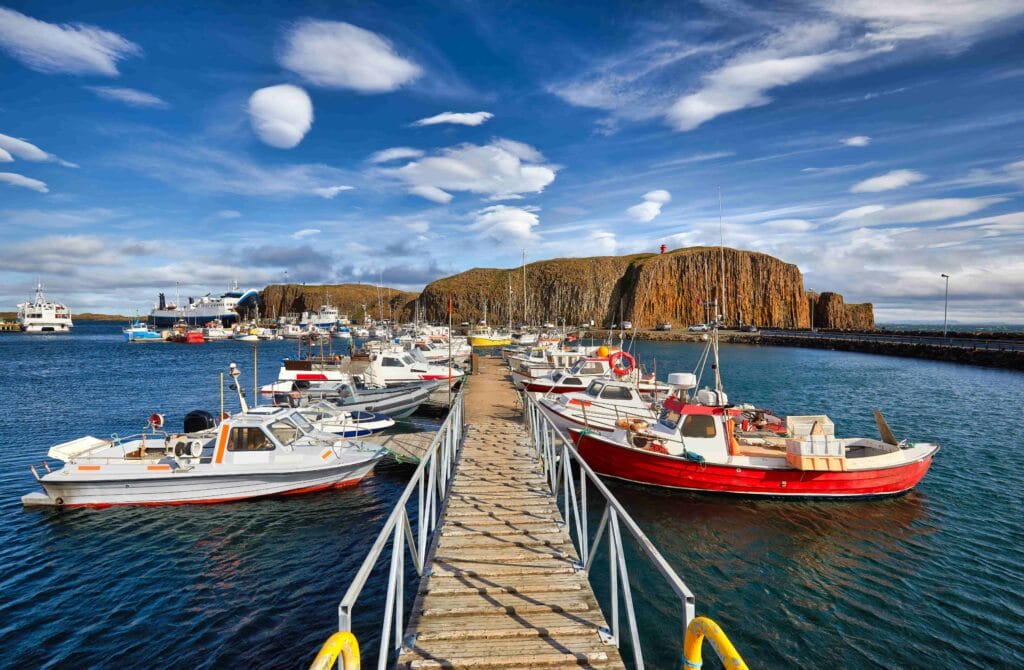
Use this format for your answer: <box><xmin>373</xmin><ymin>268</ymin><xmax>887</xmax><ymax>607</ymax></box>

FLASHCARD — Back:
<box><xmin>279</xmin><ymin>19</ymin><xmax>421</xmax><ymax>93</ymax></box>
<box><xmin>0</xmin><ymin>132</ymin><xmax>77</xmax><ymax>167</ymax></box>
<box><xmin>292</xmin><ymin>228</ymin><xmax>321</xmax><ymax>239</ymax></box>
<box><xmin>626</xmin><ymin>189</ymin><xmax>672</xmax><ymax>222</ymax></box>
<box><xmin>86</xmin><ymin>86</ymin><xmax>167</xmax><ymax>108</ymax></box>
<box><xmin>0</xmin><ymin>148</ymin><xmax>11</xmax><ymax>162</ymax></box>
<box><xmin>470</xmin><ymin>205</ymin><xmax>540</xmax><ymax>244</ymax></box>
<box><xmin>0</xmin><ymin>172</ymin><xmax>48</xmax><ymax>193</ymax></box>
<box><xmin>409</xmin><ymin>185</ymin><xmax>453</xmax><ymax>204</ymax></box>
<box><xmin>404</xmin><ymin>220</ymin><xmax>430</xmax><ymax>233</ymax></box>
<box><xmin>0</xmin><ymin>7</ymin><xmax>142</xmax><ymax>76</ymax></box>
<box><xmin>412</xmin><ymin>111</ymin><xmax>493</xmax><ymax>127</ymax></box>
<box><xmin>369</xmin><ymin>147</ymin><xmax>423</xmax><ymax>164</ymax></box>
<box><xmin>386</xmin><ymin>139</ymin><xmax>557</xmax><ymax>203</ymax></box>
<box><xmin>829</xmin><ymin>0</ymin><xmax>1024</xmax><ymax>46</ymax></box>
<box><xmin>247</xmin><ymin>84</ymin><xmax>314</xmax><ymax>149</ymax></box>
<box><xmin>764</xmin><ymin>218</ymin><xmax>815</xmax><ymax>232</ymax></box>
<box><xmin>312</xmin><ymin>185</ymin><xmax>354</xmax><ymax>199</ymax></box>
<box><xmin>217</xmin><ymin>210</ymin><xmax>241</xmax><ymax>219</ymax></box>
<box><xmin>841</xmin><ymin>135</ymin><xmax>871</xmax><ymax>147</ymax></box>
<box><xmin>851</xmin><ymin>169</ymin><xmax>927</xmax><ymax>193</ymax></box>
<box><xmin>667</xmin><ymin>47</ymin><xmax>867</xmax><ymax>131</ymax></box>
<box><xmin>832</xmin><ymin>197</ymin><xmax>1004</xmax><ymax>227</ymax></box>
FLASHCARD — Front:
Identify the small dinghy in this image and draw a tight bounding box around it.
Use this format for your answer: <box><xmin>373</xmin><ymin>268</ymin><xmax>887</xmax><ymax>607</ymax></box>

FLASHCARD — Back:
<box><xmin>22</xmin><ymin>364</ymin><xmax>386</xmax><ymax>508</ymax></box>
<box><xmin>296</xmin><ymin>403</ymin><xmax>395</xmax><ymax>437</ymax></box>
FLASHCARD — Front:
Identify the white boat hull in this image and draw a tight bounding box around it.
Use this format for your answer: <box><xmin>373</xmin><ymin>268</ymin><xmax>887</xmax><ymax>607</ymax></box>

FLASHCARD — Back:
<box><xmin>35</xmin><ymin>459</ymin><xmax>379</xmax><ymax>507</ymax></box>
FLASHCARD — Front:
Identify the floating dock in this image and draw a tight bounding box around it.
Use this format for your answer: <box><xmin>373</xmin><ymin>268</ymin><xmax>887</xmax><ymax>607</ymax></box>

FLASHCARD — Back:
<box><xmin>396</xmin><ymin>358</ymin><xmax>624</xmax><ymax>669</ymax></box>
<box><xmin>0</xmin><ymin>321</ymin><xmax>21</xmax><ymax>332</ymax></box>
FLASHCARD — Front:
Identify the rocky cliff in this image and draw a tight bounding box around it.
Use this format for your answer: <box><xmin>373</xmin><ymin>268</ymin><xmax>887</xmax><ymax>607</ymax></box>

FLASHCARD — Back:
<box><xmin>260</xmin><ymin>284</ymin><xmax>418</xmax><ymax>322</ymax></box>
<box><xmin>806</xmin><ymin>291</ymin><xmax>875</xmax><ymax>330</ymax></box>
<box><xmin>408</xmin><ymin>246</ymin><xmax>874</xmax><ymax>329</ymax></box>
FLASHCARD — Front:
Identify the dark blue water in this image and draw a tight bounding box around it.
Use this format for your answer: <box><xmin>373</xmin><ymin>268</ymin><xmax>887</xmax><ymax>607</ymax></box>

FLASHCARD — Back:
<box><xmin>2</xmin><ymin>326</ymin><xmax>1022</xmax><ymax>668</ymax></box>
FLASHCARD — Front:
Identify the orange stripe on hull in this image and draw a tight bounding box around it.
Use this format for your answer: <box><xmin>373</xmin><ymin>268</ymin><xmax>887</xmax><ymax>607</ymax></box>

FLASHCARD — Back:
<box><xmin>214</xmin><ymin>423</ymin><xmax>230</xmax><ymax>464</ymax></box>
<box><xmin>77</xmin><ymin>465</ymin><xmax>101</xmax><ymax>471</ymax></box>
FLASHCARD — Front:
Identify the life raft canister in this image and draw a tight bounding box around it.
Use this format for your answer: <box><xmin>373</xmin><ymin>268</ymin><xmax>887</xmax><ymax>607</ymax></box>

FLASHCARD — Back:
<box><xmin>608</xmin><ymin>350</ymin><xmax>636</xmax><ymax>376</ymax></box>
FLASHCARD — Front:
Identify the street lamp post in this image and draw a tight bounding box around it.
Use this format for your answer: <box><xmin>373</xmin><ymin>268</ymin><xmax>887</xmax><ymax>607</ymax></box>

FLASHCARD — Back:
<box><xmin>941</xmin><ymin>273</ymin><xmax>950</xmax><ymax>338</ymax></box>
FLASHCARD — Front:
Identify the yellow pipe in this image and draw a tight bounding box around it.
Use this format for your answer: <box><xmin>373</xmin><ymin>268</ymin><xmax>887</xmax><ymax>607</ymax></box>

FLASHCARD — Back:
<box><xmin>683</xmin><ymin>616</ymin><xmax>749</xmax><ymax>670</ymax></box>
<box><xmin>309</xmin><ymin>631</ymin><xmax>360</xmax><ymax>670</ymax></box>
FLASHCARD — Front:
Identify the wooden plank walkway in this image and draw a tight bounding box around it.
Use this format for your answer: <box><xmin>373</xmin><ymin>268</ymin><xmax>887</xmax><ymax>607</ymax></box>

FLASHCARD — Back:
<box><xmin>397</xmin><ymin>358</ymin><xmax>624</xmax><ymax>669</ymax></box>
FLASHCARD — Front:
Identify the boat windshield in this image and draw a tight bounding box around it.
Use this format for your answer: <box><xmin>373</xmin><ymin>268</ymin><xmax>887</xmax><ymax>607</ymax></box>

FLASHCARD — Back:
<box><xmin>659</xmin><ymin>406</ymin><xmax>682</xmax><ymax>430</ymax></box>
<box><xmin>402</xmin><ymin>354</ymin><xmax>416</xmax><ymax>365</ymax></box>
<box><xmin>586</xmin><ymin>382</ymin><xmax>604</xmax><ymax>398</ymax></box>
<box><xmin>570</xmin><ymin>360</ymin><xmax>587</xmax><ymax>374</ymax></box>
<box><xmin>290</xmin><ymin>412</ymin><xmax>315</xmax><ymax>433</ymax></box>
<box><xmin>268</xmin><ymin>418</ymin><xmax>302</xmax><ymax>445</ymax></box>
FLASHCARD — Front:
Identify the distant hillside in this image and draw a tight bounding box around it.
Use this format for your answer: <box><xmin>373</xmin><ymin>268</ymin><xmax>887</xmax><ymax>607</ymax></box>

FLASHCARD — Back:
<box><xmin>405</xmin><ymin>246</ymin><xmax>873</xmax><ymax>329</ymax></box>
<box><xmin>0</xmin><ymin>311</ymin><xmax>130</xmax><ymax>321</ymax></box>
<box><xmin>260</xmin><ymin>284</ymin><xmax>419</xmax><ymax>322</ymax></box>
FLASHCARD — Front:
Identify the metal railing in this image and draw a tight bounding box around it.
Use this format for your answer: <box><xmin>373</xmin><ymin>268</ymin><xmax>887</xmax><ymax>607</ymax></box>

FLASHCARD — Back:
<box><xmin>332</xmin><ymin>387</ymin><xmax>465</xmax><ymax>670</ymax></box>
<box><xmin>524</xmin><ymin>393</ymin><xmax>696</xmax><ymax>669</ymax></box>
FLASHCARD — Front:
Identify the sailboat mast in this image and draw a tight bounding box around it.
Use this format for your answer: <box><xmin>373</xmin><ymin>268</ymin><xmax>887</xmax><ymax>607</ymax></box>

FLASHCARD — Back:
<box><xmin>522</xmin><ymin>249</ymin><xmax>527</xmax><ymax>327</ymax></box>
<box><xmin>718</xmin><ymin>185</ymin><xmax>727</xmax><ymax>325</ymax></box>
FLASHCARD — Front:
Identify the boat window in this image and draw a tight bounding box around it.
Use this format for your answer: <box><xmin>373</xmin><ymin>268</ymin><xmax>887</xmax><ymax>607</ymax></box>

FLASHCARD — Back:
<box><xmin>382</xmin><ymin>357</ymin><xmax>403</xmax><ymax>367</ymax></box>
<box><xmin>659</xmin><ymin>408</ymin><xmax>682</xmax><ymax>430</ymax></box>
<box><xmin>268</xmin><ymin>419</ymin><xmax>301</xmax><ymax>445</ymax></box>
<box><xmin>586</xmin><ymin>382</ymin><xmax>604</xmax><ymax>397</ymax></box>
<box><xmin>291</xmin><ymin>412</ymin><xmax>315</xmax><ymax>433</ymax></box>
<box><xmin>402</xmin><ymin>355</ymin><xmax>416</xmax><ymax>365</ymax></box>
<box><xmin>601</xmin><ymin>386</ymin><xmax>633</xmax><ymax>401</ymax></box>
<box><xmin>562</xmin><ymin>377</ymin><xmax>582</xmax><ymax>386</ymax></box>
<box><xmin>580</xmin><ymin>363</ymin><xmax>604</xmax><ymax>375</ymax></box>
<box><xmin>551</xmin><ymin>372</ymin><xmax>563</xmax><ymax>382</ymax></box>
<box><xmin>681</xmin><ymin>415</ymin><xmax>717</xmax><ymax>438</ymax></box>
<box><xmin>227</xmin><ymin>427</ymin><xmax>275</xmax><ymax>451</ymax></box>
<box><xmin>570</xmin><ymin>360</ymin><xmax>586</xmax><ymax>374</ymax></box>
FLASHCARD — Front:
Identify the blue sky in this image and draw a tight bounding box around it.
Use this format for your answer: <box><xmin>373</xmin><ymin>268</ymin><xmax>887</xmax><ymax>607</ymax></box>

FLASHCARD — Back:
<box><xmin>1</xmin><ymin>1</ymin><xmax>1022</xmax><ymax>323</ymax></box>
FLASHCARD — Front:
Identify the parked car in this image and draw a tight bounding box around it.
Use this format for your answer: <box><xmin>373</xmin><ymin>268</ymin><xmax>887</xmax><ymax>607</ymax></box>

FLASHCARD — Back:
<box><xmin>622</xmin><ymin>321</ymin><xmax>633</xmax><ymax>329</ymax></box>
<box><xmin>687</xmin><ymin>323</ymin><xmax>709</xmax><ymax>332</ymax></box>
<box><xmin>741</xmin><ymin>324</ymin><xmax>758</xmax><ymax>333</ymax></box>
<box><xmin>655</xmin><ymin>322</ymin><xmax>673</xmax><ymax>331</ymax></box>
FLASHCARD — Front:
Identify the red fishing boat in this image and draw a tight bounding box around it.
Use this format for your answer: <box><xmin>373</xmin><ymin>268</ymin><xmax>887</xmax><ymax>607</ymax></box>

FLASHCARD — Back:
<box><xmin>567</xmin><ymin>328</ymin><xmax>938</xmax><ymax>499</ymax></box>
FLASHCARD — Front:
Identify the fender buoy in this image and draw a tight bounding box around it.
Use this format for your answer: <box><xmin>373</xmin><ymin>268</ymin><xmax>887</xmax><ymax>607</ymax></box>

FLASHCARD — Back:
<box><xmin>608</xmin><ymin>350</ymin><xmax>635</xmax><ymax>377</ymax></box>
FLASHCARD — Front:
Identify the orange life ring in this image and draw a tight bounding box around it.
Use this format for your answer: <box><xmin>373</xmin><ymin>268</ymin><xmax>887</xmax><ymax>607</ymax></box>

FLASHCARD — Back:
<box><xmin>608</xmin><ymin>350</ymin><xmax>635</xmax><ymax>376</ymax></box>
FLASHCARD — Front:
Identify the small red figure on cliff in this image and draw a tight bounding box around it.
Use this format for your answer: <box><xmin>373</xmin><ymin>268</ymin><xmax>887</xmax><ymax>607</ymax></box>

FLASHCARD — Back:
<box><xmin>660</xmin><ymin>244</ymin><xmax>666</xmax><ymax>254</ymax></box>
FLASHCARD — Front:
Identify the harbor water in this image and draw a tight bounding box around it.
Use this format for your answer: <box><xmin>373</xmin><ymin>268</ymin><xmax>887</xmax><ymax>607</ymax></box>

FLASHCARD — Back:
<box><xmin>2</xmin><ymin>324</ymin><xmax>1023</xmax><ymax>668</ymax></box>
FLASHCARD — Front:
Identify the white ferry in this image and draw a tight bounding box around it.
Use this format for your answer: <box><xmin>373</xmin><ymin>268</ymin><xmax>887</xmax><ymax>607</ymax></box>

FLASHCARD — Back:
<box><xmin>301</xmin><ymin>303</ymin><xmax>341</xmax><ymax>329</ymax></box>
<box><xmin>16</xmin><ymin>283</ymin><xmax>73</xmax><ymax>333</ymax></box>
<box><xmin>148</xmin><ymin>281</ymin><xmax>259</xmax><ymax>328</ymax></box>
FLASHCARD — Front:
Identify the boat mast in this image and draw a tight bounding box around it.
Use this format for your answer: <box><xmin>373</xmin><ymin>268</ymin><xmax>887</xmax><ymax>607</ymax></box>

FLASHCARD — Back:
<box><xmin>522</xmin><ymin>249</ymin><xmax>527</xmax><ymax>328</ymax></box>
<box><xmin>718</xmin><ymin>186</ymin><xmax>727</xmax><ymax>325</ymax></box>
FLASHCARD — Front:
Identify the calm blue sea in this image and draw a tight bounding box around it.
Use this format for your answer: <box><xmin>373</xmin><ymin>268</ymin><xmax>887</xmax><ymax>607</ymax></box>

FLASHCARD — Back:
<box><xmin>1</xmin><ymin>323</ymin><xmax>1022</xmax><ymax>668</ymax></box>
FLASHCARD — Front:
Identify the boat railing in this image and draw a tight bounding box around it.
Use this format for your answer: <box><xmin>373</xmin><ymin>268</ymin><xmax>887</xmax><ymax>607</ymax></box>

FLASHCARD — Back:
<box><xmin>330</xmin><ymin>386</ymin><xmax>466</xmax><ymax>669</ymax></box>
<box><xmin>523</xmin><ymin>391</ymin><xmax>696</xmax><ymax>669</ymax></box>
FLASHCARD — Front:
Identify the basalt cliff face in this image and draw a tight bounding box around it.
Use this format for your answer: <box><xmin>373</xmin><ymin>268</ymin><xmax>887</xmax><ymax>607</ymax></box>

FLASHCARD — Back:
<box><xmin>409</xmin><ymin>247</ymin><xmax>874</xmax><ymax>330</ymax></box>
<box><xmin>260</xmin><ymin>284</ymin><xmax>418</xmax><ymax>321</ymax></box>
<box><xmin>806</xmin><ymin>291</ymin><xmax>875</xmax><ymax>330</ymax></box>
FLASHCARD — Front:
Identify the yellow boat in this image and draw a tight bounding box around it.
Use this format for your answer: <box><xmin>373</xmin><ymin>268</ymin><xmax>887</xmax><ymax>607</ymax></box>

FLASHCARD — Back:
<box><xmin>468</xmin><ymin>328</ymin><xmax>512</xmax><ymax>348</ymax></box>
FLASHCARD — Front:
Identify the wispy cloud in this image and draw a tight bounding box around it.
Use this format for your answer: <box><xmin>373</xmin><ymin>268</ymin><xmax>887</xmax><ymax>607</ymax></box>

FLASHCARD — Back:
<box><xmin>0</xmin><ymin>172</ymin><xmax>48</xmax><ymax>193</ymax></box>
<box><xmin>0</xmin><ymin>7</ymin><xmax>141</xmax><ymax>76</ymax></box>
<box><xmin>0</xmin><ymin>132</ymin><xmax>77</xmax><ymax>167</ymax></box>
<box><xmin>626</xmin><ymin>189</ymin><xmax>671</xmax><ymax>222</ymax></box>
<box><xmin>291</xmin><ymin>228</ymin><xmax>321</xmax><ymax>239</ymax></box>
<box><xmin>651</xmin><ymin>151</ymin><xmax>735</xmax><ymax>168</ymax></box>
<box><xmin>312</xmin><ymin>185</ymin><xmax>354</xmax><ymax>199</ymax></box>
<box><xmin>841</xmin><ymin>135</ymin><xmax>871</xmax><ymax>147</ymax></box>
<box><xmin>470</xmin><ymin>205</ymin><xmax>540</xmax><ymax>244</ymax></box>
<box><xmin>412</xmin><ymin>111</ymin><xmax>493</xmax><ymax>127</ymax></box>
<box><xmin>86</xmin><ymin>86</ymin><xmax>168</xmax><ymax>108</ymax></box>
<box><xmin>368</xmin><ymin>147</ymin><xmax>424</xmax><ymax>164</ymax></box>
<box><xmin>279</xmin><ymin>19</ymin><xmax>421</xmax><ymax>93</ymax></box>
<box><xmin>851</xmin><ymin>169</ymin><xmax>927</xmax><ymax>193</ymax></box>
<box><xmin>832</xmin><ymin>196</ymin><xmax>1005</xmax><ymax>228</ymax></box>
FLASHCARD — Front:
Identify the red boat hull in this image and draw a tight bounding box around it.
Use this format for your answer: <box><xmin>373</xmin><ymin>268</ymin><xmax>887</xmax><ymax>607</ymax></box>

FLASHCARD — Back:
<box><xmin>524</xmin><ymin>382</ymin><xmax>586</xmax><ymax>393</ymax></box>
<box><xmin>570</xmin><ymin>430</ymin><xmax>934</xmax><ymax>498</ymax></box>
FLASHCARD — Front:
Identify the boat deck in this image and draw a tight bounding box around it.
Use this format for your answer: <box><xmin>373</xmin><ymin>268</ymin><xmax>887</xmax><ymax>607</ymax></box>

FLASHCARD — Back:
<box><xmin>397</xmin><ymin>358</ymin><xmax>624</xmax><ymax>669</ymax></box>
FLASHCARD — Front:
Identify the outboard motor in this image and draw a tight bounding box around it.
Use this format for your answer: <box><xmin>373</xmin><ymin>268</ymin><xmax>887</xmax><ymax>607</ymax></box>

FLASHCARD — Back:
<box><xmin>183</xmin><ymin>410</ymin><xmax>216</xmax><ymax>434</ymax></box>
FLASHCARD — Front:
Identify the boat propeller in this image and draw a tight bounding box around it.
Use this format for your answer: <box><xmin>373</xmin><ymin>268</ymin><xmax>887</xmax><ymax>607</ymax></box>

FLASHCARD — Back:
<box><xmin>872</xmin><ymin>409</ymin><xmax>898</xmax><ymax>446</ymax></box>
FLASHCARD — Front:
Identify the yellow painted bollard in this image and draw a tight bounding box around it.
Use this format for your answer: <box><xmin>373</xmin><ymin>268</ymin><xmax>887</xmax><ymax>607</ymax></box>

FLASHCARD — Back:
<box><xmin>309</xmin><ymin>631</ymin><xmax>360</xmax><ymax>670</ymax></box>
<box><xmin>683</xmin><ymin>617</ymin><xmax>749</xmax><ymax>670</ymax></box>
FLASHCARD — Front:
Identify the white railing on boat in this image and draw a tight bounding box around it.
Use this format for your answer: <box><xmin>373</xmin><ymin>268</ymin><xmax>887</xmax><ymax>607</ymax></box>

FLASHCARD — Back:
<box><xmin>332</xmin><ymin>387</ymin><xmax>466</xmax><ymax>670</ymax></box>
<box><xmin>524</xmin><ymin>391</ymin><xmax>696</xmax><ymax>669</ymax></box>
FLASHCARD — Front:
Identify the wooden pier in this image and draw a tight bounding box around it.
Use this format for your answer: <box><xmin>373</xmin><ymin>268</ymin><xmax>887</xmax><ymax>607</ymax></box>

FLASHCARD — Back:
<box><xmin>396</xmin><ymin>357</ymin><xmax>624</xmax><ymax>669</ymax></box>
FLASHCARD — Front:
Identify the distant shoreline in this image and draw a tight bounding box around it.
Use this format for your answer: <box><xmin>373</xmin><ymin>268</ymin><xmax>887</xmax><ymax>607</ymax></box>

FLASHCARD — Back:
<box><xmin>0</xmin><ymin>312</ymin><xmax>131</xmax><ymax>322</ymax></box>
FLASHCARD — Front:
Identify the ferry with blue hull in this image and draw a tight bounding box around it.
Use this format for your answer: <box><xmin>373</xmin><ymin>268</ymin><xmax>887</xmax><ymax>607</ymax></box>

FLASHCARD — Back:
<box><xmin>148</xmin><ymin>282</ymin><xmax>259</xmax><ymax>328</ymax></box>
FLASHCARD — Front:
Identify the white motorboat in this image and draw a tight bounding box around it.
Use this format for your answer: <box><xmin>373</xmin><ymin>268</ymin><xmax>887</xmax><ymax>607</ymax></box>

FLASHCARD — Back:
<box><xmin>202</xmin><ymin>319</ymin><xmax>231</xmax><ymax>340</ymax></box>
<box><xmin>22</xmin><ymin>366</ymin><xmax>386</xmax><ymax>508</ymax></box>
<box><xmin>537</xmin><ymin>377</ymin><xmax>669</xmax><ymax>434</ymax></box>
<box><xmin>17</xmin><ymin>282</ymin><xmax>73</xmax><ymax>333</ymax></box>
<box><xmin>297</xmin><ymin>403</ymin><xmax>395</xmax><ymax>437</ymax></box>
<box><xmin>362</xmin><ymin>349</ymin><xmax>464</xmax><ymax>387</ymax></box>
